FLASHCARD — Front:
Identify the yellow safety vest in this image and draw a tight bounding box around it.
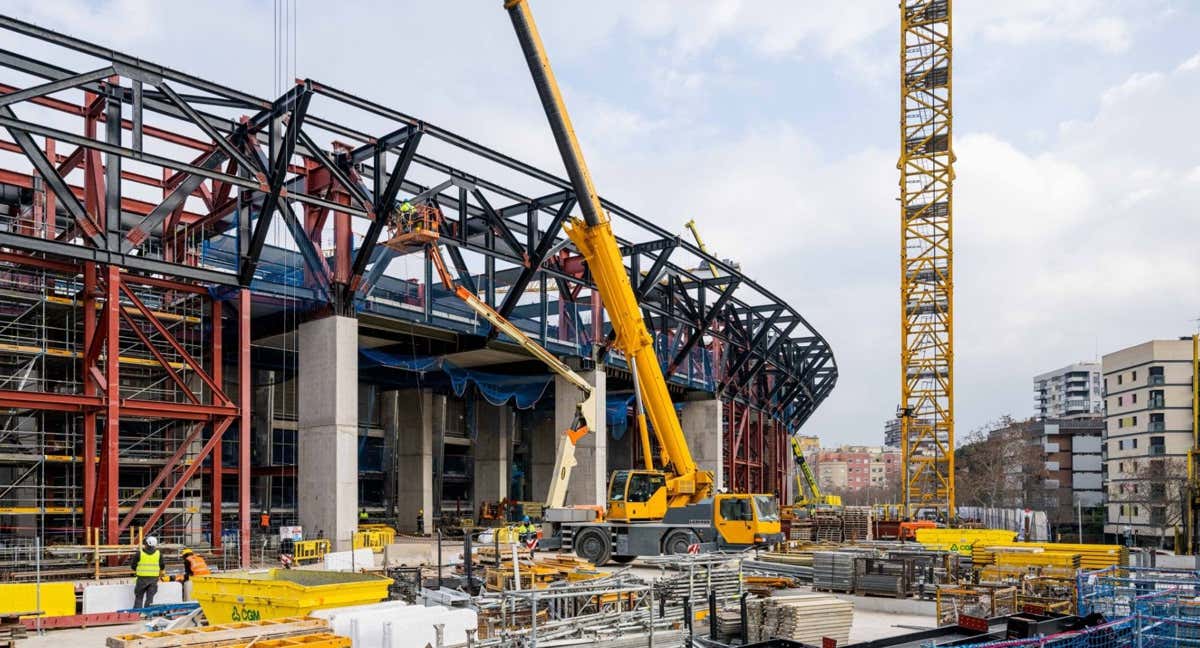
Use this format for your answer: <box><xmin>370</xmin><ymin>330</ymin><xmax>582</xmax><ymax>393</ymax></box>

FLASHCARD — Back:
<box><xmin>135</xmin><ymin>549</ymin><xmax>162</xmax><ymax>578</ymax></box>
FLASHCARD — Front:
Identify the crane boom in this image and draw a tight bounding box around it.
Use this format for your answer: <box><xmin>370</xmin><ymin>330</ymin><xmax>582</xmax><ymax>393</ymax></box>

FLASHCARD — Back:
<box><xmin>504</xmin><ymin>0</ymin><xmax>711</xmax><ymax>502</ymax></box>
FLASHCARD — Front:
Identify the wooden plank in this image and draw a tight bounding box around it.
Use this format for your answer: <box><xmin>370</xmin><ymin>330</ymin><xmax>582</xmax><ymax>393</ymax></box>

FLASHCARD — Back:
<box><xmin>106</xmin><ymin>617</ymin><xmax>329</xmax><ymax>648</ymax></box>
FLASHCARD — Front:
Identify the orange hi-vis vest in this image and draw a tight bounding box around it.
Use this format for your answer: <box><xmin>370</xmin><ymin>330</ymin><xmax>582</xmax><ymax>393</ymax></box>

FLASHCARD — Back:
<box><xmin>185</xmin><ymin>553</ymin><xmax>211</xmax><ymax>576</ymax></box>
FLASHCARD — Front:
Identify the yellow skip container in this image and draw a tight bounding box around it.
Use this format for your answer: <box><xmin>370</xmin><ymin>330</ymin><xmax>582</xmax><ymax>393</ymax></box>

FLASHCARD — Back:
<box><xmin>191</xmin><ymin>569</ymin><xmax>391</xmax><ymax>623</ymax></box>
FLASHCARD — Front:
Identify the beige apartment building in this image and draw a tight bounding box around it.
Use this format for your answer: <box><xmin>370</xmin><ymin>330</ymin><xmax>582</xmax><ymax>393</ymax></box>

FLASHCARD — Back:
<box><xmin>1102</xmin><ymin>338</ymin><xmax>1198</xmax><ymax>547</ymax></box>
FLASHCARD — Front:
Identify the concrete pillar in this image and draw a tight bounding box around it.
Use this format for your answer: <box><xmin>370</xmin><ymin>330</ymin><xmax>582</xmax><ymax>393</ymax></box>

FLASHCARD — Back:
<box><xmin>547</xmin><ymin>365</ymin><xmax>606</xmax><ymax>506</ymax></box>
<box><xmin>681</xmin><ymin>398</ymin><xmax>724</xmax><ymax>491</ymax></box>
<box><xmin>252</xmin><ymin>370</ymin><xmax>275</xmax><ymax>520</ymax></box>
<box><xmin>297</xmin><ymin>315</ymin><xmax>358</xmax><ymax>550</ymax></box>
<box><xmin>384</xmin><ymin>389</ymin><xmax>435</xmax><ymax>535</ymax></box>
<box><xmin>474</xmin><ymin>400</ymin><xmax>511</xmax><ymax>508</ymax></box>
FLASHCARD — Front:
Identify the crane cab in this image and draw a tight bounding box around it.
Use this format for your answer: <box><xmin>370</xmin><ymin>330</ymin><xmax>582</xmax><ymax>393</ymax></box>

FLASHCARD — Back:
<box><xmin>713</xmin><ymin>493</ymin><xmax>783</xmax><ymax>546</ymax></box>
<box><xmin>607</xmin><ymin>470</ymin><xmax>668</xmax><ymax>521</ymax></box>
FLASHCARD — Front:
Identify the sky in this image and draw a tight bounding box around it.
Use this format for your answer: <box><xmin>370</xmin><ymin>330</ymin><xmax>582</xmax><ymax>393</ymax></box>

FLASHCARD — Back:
<box><xmin>6</xmin><ymin>0</ymin><xmax>1199</xmax><ymax>445</ymax></box>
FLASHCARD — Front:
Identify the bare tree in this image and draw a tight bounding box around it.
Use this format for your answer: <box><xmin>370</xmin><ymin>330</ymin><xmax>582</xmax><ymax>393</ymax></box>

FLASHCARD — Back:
<box><xmin>955</xmin><ymin>416</ymin><xmax>1046</xmax><ymax>510</ymax></box>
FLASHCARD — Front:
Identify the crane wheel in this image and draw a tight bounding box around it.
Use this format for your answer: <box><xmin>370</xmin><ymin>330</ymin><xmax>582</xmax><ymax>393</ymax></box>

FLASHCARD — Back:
<box><xmin>574</xmin><ymin>527</ymin><xmax>611</xmax><ymax>566</ymax></box>
<box><xmin>662</xmin><ymin>529</ymin><xmax>696</xmax><ymax>555</ymax></box>
<box><xmin>610</xmin><ymin>555</ymin><xmax>636</xmax><ymax>564</ymax></box>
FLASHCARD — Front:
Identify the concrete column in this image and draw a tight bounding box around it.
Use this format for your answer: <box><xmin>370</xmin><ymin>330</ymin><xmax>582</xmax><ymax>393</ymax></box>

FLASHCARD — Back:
<box><xmin>384</xmin><ymin>389</ymin><xmax>435</xmax><ymax>535</ymax></box>
<box><xmin>474</xmin><ymin>400</ymin><xmax>511</xmax><ymax>507</ymax></box>
<box><xmin>681</xmin><ymin>398</ymin><xmax>724</xmax><ymax>491</ymax></box>
<box><xmin>552</xmin><ymin>365</ymin><xmax>606</xmax><ymax>506</ymax></box>
<box><xmin>297</xmin><ymin>315</ymin><xmax>358</xmax><ymax>551</ymax></box>
<box><xmin>252</xmin><ymin>370</ymin><xmax>275</xmax><ymax>520</ymax></box>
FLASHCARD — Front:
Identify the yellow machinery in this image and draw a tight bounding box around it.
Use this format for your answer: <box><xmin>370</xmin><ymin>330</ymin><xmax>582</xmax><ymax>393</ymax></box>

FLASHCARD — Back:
<box><xmin>898</xmin><ymin>0</ymin><xmax>956</xmax><ymax>520</ymax></box>
<box><xmin>502</xmin><ymin>0</ymin><xmax>783</xmax><ymax>564</ymax></box>
<box><xmin>789</xmin><ymin>436</ymin><xmax>842</xmax><ymax>509</ymax></box>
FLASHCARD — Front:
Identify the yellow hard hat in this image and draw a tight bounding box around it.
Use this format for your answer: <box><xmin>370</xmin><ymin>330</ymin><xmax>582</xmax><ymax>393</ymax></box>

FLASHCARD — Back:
<box><xmin>180</xmin><ymin>548</ymin><xmax>194</xmax><ymax>556</ymax></box>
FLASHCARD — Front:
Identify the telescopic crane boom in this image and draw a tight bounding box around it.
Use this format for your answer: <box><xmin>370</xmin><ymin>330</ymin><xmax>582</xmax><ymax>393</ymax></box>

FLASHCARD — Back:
<box><xmin>504</xmin><ymin>0</ymin><xmax>712</xmax><ymax>506</ymax></box>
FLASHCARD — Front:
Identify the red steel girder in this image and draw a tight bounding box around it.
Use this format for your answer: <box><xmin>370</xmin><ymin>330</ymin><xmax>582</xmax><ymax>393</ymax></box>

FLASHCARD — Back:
<box><xmin>140</xmin><ymin>417</ymin><xmax>234</xmax><ymax>533</ymax></box>
<box><xmin>116</xmin><ymin>421</ymin><xmax>204</xmax><ymax>535</ymax></box>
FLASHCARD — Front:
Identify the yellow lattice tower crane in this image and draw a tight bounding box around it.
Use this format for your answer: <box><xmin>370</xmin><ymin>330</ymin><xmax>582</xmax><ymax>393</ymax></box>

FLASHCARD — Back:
<box><xmin>898</xmin><ymin>0</ymin><xmax>955</xmax><ymax>520</ymax></box>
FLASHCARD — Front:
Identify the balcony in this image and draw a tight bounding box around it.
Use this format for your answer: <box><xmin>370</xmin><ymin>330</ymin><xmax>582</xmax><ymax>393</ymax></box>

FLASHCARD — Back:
<box><xmin>1149</xmin><ymin>375</ymin><xmax>1165</xmax><ymax>386</ymax></box>
<box><xmin>1148</xmin><ymin>421</ymin><xmax>1165</xmax><ymax>432</ymax></box>
<box><xmin>1148</xmin><ymin>399</ymin><xmax>1166</xmax><ymax>410</ymax></box>
<box><xmin>1149</xmin><ymin>445</ymin><xmax>1166</xmax><ymax>456</ymax></box>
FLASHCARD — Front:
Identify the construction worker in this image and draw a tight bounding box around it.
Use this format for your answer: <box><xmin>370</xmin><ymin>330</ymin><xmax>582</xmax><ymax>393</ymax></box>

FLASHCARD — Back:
<box><xmin>260</xmin><ymin>510</ymin><xmax>271</xmax><ymax>532</ymax></box>
<box><xmin>129</xmin><ymin>535</ymin><xmax>164</xmax><ymax>609</ymax></box>
<box><xmin>178</xmin><ymin>548</ymin><xmax>211</xmax><ymax>600</ymax></box>
<box><xmin>359</xmin><ymin>508</ymin><xmax>369</xmax><ymax>524</ymax></box>
<box><xmin>416</xmin><ymin>507</ymin><xmax>424</xmax><ymax>535</ymax></box>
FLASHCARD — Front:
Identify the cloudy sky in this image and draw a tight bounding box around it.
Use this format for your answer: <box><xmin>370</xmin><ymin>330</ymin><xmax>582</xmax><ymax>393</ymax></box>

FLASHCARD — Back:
<box><xmin>8</xmin><ymin>0</ymin><xmax>1199</xmax><ymax>445</ymax></box>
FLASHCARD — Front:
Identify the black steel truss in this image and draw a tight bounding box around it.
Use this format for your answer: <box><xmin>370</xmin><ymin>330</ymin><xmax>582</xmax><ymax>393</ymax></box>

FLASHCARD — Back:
<box><xmin>0</xmin><ymin>14</ymin><xmax>836</xmax><ymax>432</ymax></box>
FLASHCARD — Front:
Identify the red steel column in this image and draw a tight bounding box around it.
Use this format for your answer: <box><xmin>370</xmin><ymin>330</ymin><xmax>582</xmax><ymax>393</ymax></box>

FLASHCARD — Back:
<box><xmin>81</xmin><ymin>263</ymin><xmax>97</xmax><ymax>532</ymax></box>
<box><xmin>104</xmin><ymin>265</ymin><xmax>120</xmax><ymax>543</ymax></box>
<box><xmin>211</xmin><ymin>298</ymin><xmax>223</xmax><ymax>550</ymax></box>
<box><xmin>238</xmin><ymin>288</ymin><xmax>251</xmax><ymax>567</ymax></box>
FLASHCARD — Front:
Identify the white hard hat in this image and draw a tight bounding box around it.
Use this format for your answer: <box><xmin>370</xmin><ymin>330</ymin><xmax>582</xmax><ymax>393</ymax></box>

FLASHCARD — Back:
<box><xmin>145</xmin><ymin>536</ymin><xmax>159</xmax><ymax>548</ymax></box>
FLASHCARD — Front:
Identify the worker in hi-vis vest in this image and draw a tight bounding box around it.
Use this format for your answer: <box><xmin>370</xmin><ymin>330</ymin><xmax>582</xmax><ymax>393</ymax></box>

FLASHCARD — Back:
<box><xmin>129</xmin><ymin>535</ymin><xmax>166</xmax><ymax>608</ymax></box>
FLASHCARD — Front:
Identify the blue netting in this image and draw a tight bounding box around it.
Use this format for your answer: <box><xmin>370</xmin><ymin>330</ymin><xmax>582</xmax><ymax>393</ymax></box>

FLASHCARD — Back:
<box><xmin>360</xmin><ymin>348</ymin><xmax>551</xmax><ymax>410</ymax></box>
<box><xmin>607</xmin><ymin>394</ymin><xmax>635</xmax><ymax>440</ymax></box>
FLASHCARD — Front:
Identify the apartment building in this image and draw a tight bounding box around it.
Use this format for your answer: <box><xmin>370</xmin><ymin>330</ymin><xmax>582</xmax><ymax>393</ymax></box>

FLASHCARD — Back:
<box><xmin>1102</xmin><ymin>338</ymin><xmax>1198</xmax><ymax>547</ymax></box>
<box><xmin>814</xmin><ymin>445</ymin><xmax>901</xmax><ymax>493</ymax></box>
<box><xmin>1034</xmin><ymin>361</ymin><xmax>1104</xmax><ymax>419</ymax></box>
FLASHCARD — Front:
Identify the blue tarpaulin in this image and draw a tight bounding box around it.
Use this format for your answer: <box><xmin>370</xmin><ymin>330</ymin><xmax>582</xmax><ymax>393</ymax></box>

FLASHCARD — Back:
<box><xmin>360</xmin><ymin>348</ymin><xmax>552</xmax><ymax>410</ymax></box>
<box><xmin>606</xmin><ymin>394</ymin><xmax>635</xmax><ymax>440</ymax></box>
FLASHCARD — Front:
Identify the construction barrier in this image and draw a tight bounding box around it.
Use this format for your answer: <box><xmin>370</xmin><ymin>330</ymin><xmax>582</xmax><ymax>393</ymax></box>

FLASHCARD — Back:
<box><xmin>0</xmin><ymin>582</ymin><xmax>76</xmax><ymax>618</ymax></box>
<box><xmin>292</xmin><ymin>539</ymin><xmax>331</xmax><ymax>564</ymax></box>
<box><xmin>352</xmin><ymin>528</ymin><xmax>395</xmax><ymax>553</ymax></box>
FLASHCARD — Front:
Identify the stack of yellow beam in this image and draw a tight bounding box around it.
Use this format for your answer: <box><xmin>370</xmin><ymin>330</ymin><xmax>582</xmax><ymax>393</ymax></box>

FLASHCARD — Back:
<box><xmin>915</xmin><ymin>528</ymin><xmax>1017</xmax><ymax>555</ymax></box>
<box><xmin>1025</xmin><ymin>543</ymin><xmax>1127</xmax><ymax>569</ymax></box>
<box><xmin>995</xmin><ymin>551</ymin><xmax>1081</xmax><ymax>570</ymax></box>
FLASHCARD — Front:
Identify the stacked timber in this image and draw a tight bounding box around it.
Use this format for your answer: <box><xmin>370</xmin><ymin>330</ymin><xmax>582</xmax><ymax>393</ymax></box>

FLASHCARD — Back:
<box><xmin>1026</xmin><ymin>543</ymin><xmax>1127</xmax><ymax>569</ymax></box>
<box><xmin>994</xmin><ymin>550</ymin><xmax>1080</xmax><ymax>570</ymax></box>
<box><xmin>745</xmin><ymin>594</ymin><xmax>852</xmax><ymax>645</ymax></box>
<box><xmin>812</xmin><ymin>551</ymin><xmax>855</xmax><ymax>592</ymax></box>
<box><xmin>843</xmin><ymin>506</ymin><xmax>872</xmax><ymax>541</ymax></box>
<box><xmin>476</xmin><ymin>545</ymin><xmax>531</xmax><ymax>565</ymax></box>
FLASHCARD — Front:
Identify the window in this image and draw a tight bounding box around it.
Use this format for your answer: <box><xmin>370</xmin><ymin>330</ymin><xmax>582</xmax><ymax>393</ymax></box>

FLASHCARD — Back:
<box><xmin>1132</xmin><ymin>416</ymin><xmax>1137</xmax><ymax>426</ymax></box>
<box><xmin>1132</xmin><ymin>438</ymin><xmax>1138</xmax><ymax>449</ymax></box>
<box><xmin>1150</xmin><ymin>413</ymin><xmax>1165</xmax><ymax>432</ymax></box>
<box><xmin>1119</xmin><ymin>418</ymin><xmax>1124</xmax><ymax>429</ymax></box>
<box><xmin>753</xmin><ymin>495</ymin><xmax>780</xmax><ymax>522</ymax></box>
<box><xmin>1151</xmin><ymin>507</ymin><xmax>1166</xmax><ymax>525</ymax></box>
<box><xmin>1119</xmin><ymin>461</ymin><xmax>1126</xmax><ymax>472</ymax></box>
<box><xmin>1118</xmin><ymin>440</ymin><xmax>1124</xmax><ymax>450</ymax></box>
<box><xmin>1132</xmin><ymin>393</ymin><xmax>1137</xmax><ymax>404</ymax></box>
<box><xmin>626</xmin><ymin>473</ymin><xmax>666</xmax><ymax>503</ymax></box>
<box><xmin>1118</xmin><ymin>396</ymin><xmax>1124</xmax><ymax>406</ymax></box>
<box><xmin>720</xmin><ymin>497</ymin><xmax>754</xmax><ymax>521</ymax></box>
<box><xmin>1149</xmin><ymin>366</ymin><xmax>1165</xmax><ymax>385</ymax></box>
<box><xmin>1133</xmin><ymin>506</ymin><xmax>1140</xmax><ymax>517</ymax></box>
<box><xmin>1151</xmin><ymin>483</ymin><xmax>1166</xmax><ymax>499</ymax></box>
<box><xmin>1132</xmin><ymin>371</ymin><xmax>1137</xmax><ymax>381</ymax></box>
<box><xmin>1118</xmin><ymin>374</ymin><xmax>1124</xmax><ymax>385</ymax></box>
<box><xmin>1149</xmin><ymin>390</ymin><xmax>1165</xmax><ymax>409</ymax></box>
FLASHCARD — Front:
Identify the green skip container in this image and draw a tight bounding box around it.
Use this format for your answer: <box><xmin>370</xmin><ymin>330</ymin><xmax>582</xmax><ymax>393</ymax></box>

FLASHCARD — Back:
<box><xmin>192</xmin><ymin>569</ymin><xmax>391</xmax><ymax>623</ymax></box>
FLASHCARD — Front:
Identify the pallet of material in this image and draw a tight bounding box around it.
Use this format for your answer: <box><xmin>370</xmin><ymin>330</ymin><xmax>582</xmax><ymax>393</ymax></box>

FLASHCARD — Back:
<box><xmin>475</xmin><ymin>545</ymin><xmax>531</xmax><ymax>564</ymax></box>
<box><xmin>843</xmin><ymin>506</ymin><xmax>872</xmax><ymax>541</ymax></box>
<box><xmin>745</xmin><ymin>593</ymin><xmax>852</xmax><ymax>645</ymax></box>
<box><xmin>1026</xmin><ymin>542</ymin><xmax>1127</xmax><ymax>569</ymax></box>
<box><xmin>107</xmin><ymin>617</ymin><xmax>330</xmax><ymax>648</ymax></box>
<box><xmin>534</xmin><ymin>553</ymin><xmax>594</xmax><ymax>572</ymax></box>
<box><xmin>812</xmin><ymin>551</ymin><xmax>855</xmax><ymax>592</ymax></box>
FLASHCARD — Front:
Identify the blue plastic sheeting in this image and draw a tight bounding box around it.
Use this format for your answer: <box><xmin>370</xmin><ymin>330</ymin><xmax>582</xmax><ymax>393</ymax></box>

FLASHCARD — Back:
<box><xmin>606</xmin><ymin>394</ymin><xmax>635</xmax><ymax>440</ymax></box>
<box><xmin>360</xmin><ymin>348</ymin><xmax>551</xmax><ymax>410</ymax></box>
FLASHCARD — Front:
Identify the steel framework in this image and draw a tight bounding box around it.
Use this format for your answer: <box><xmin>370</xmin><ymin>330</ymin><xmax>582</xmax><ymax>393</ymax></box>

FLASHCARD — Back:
<box><xmin>0</xmin><ymin>13</ymin><xmax>835</xmax><ymax>547</ymax></box>
<box><xmin>899</xmin><ymin>0</ymin><xmax>955</xmax><ymax>518</ymax></box>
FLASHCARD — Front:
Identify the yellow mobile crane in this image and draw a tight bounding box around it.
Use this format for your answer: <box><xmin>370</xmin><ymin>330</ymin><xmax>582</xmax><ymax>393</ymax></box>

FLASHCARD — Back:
<box><xmin>789</xmin><ymin>436</ymin><xmax>842</xmax><ymax>509</ymax></box>
<box><xmin>503</xmin><ymin>0</ymin><xmax>783</xmax><ymax>564</ymax></box>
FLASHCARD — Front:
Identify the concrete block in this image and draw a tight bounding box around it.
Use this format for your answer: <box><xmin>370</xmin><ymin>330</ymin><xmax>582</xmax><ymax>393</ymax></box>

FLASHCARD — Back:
<box><xmin>81</xmin><ymin>581</ymin><xmax>183</xmax><ymax>613</ymax></box>
<box><xmin>681</xmin><ymin>399</ymin><xmax>724</xmax><ymax>491</ymax></box>
<box><xmin>382</xmin><ymin>543</ymin><xmax>434</xmax><ymax>567</ymax></box>
<box><xmin>324</xmin><ymin>548</ymin><xmax>376</xmax><ymax>571</ymax></box>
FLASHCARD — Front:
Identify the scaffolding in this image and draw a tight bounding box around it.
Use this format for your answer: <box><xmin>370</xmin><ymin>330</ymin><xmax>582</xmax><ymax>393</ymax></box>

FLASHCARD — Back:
<box><xmin>0</xmin><ymin>243</ymin><xmax>217</xmax><ymax>547</ymax></box>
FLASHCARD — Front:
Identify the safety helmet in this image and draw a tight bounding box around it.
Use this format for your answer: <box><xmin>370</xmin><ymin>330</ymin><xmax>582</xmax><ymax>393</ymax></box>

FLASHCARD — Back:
<box><xmin>145</xmin><ymin>536</ymin><xmax>159</xmax><ymax>548</ymax></box>
<box><xmin>180</xmin><ymin>548</ymin><xmax>194</xmax><ymax>557</ymax></box>
<box><xmin>522</xmin><ymin>516</ymin><xmax>531</xmax><ymax>523</ymax></box>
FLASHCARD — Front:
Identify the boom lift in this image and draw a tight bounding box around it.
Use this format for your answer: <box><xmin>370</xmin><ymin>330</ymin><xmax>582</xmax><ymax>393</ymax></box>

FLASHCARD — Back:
<box><xmin>503</xmin><ymin>0</ymin><xmax>784</xmax><ymax>564</ymax></box>
<box><xmin>789</xmin><ymin>436</ymin><xmax>842</xmax><ymax>509</ymax></box>
<box><xmin>386</xmin><ymin>202</ymin><xmax>595</xmax><ymax>511</ymax></box>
